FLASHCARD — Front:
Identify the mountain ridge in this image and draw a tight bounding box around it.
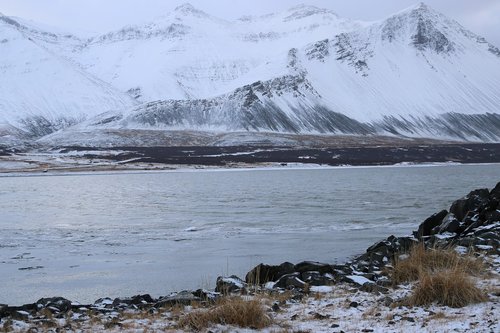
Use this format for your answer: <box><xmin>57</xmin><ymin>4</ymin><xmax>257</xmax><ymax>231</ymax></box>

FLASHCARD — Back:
<box><xmin>1</xmin><ymin>2</ymin><xmax>499</xmax><ymax>146</ymax></box>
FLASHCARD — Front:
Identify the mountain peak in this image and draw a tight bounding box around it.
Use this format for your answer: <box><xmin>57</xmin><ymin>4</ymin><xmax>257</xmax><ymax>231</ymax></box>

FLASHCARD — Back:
<box><xmin>288</xmin><ymin>4</ymin><xmax>321</xmax><ymax>12</ymax></box>
<box><xmin>400</xmin><ymin>2</ymin><xmax>437</xmax><ymax>17</ymax></box>
<box><xmin>173</xmin><ymin>3</ymin><xmax>208</xmax><ymax>17</ymax></box>
<box><xmin>284</xmin><ymin>3</ymin><xmax>338</xmax><ymax>21</ymax></box>
<box><xmin>415</xmin><ymin>2</ymin><xmax>429</xmax><ymax>10</ymax></box>
<box><xmin>379</xmin><ymin>2</ymin><xmax>455</xmax><ymax>54</ymax></box>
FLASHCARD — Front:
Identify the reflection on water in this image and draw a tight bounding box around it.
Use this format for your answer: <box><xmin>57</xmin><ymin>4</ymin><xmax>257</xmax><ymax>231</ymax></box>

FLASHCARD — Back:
<box><xmin>0</xmin><ymin>164</ymin><xmax>498</xmax><ymax>304</ymax></box>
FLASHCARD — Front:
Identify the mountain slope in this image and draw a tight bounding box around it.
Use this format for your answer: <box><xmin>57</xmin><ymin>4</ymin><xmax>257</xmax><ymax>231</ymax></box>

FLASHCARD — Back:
<box><xmin>63</xmin><ymin>3</ymin><xmax>361</xmax><ymax>102</ymax></box>
<box><xmin>43</xmin><ymin>2</ymin><xmax>500</xmax><ymax>145</ymax></box>
<box><xmin>1</xmin><ymin>3</ymin><xmax>500</xmax><ymax>146</ymax></box>
<box><xmin>0</xmin><ymin>14</ymin><xmax>136</xmax><ymax>139</ymax></box>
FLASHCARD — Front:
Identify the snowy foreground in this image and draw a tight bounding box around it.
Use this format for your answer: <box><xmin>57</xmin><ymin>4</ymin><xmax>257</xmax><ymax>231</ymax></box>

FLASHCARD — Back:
<box><xmin>2</xmin><ymin>253</ymin><xmax>499</xmax><ymax>333</ymax></box>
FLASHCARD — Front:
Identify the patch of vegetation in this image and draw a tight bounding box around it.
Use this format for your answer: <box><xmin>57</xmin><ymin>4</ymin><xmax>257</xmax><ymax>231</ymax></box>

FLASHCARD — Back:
<box><xmin>407</xmin><ymin>268</ymin><xmax>487</xmax><ymax>307</ymax></box>
<box><xmin>178</xmin><ymin>297</ymin><xmax>272</xmax><ymax>331</ymax></box>
<box><xmin>391</xmin><ymin>244</ymin><xmax>488</xmax><ymax>307</ymax></box>
<box><xmin>392</xmin><ymin>243</ymin><xmax>485</xmax><ymax>284</ymax></box>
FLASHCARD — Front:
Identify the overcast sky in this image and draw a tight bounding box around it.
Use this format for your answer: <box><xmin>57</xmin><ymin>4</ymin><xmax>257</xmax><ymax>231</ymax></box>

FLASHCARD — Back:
<box><xmin>0</xmin><ymin>0</ymin><xmax>499</xmax><ymax>45</ymax></box>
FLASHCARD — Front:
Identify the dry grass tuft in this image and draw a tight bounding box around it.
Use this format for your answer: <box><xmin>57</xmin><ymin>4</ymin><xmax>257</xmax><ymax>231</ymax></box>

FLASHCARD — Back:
<box><xmin>392</xmin><ymin>244</ymin><xmax>488</xmax><ymax>308</ymax></box>
<box><xmin>406</xmin><ymin>268</ymin><xmax>487</xmax><ymax>308</ymax></box>
<box><xmin>178</xmin><ymin>297</ymin><xmax>272</xmax><ymax>331</ymax></box>
<box><xmin>392</xmin><ymin>243</ymin><xmax>485</xmax><ymax>284</ymax></box>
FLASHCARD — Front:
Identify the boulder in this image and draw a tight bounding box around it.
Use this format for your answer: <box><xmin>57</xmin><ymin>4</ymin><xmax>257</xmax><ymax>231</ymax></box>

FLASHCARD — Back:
<box><xmin>344</xmin><ymin>275</ymin><xmax>374</xmax><ymax>286</ymax></box>
<box><xmin>215</xmin><ymin>275</ymin><xmax>246</xmax><ymax>294</ymax></box>
<box><xmin>154</xmin><ymin>291</ymin><xmax>201</xmax><ymax>308</ymax></box>
<box><xmin>93</xmin><ymin>298</ymin><xmax>113</xmax><ymax>308</ymax></box>
<box><xmin>489</xmin><ymin>182</ymin><xmax>500</xmax><ymax>201</ymax></box>
<box><xmin>484</xmin><ymin>210</ymin><xmax>500</xmax><ymax>225</ymax></box>
<box><xmin>0</xmin><ymin>304</ymin><xmax>7</xmax><ymax>318</ymax></box>
<box><xmin>36</xmin><ymin>297</ymin><xmax>72</xmax><ymax>313</ymax></box>
<box><xmin>294</xmin><ymin>261</ymin><xmax>334</xmax><ymax>274</ymax></box>
<box><xmin>449</xmin><ymin>189</ymin><xmax>489</xmax><ymax>221</ymax></box>
<box><xmin>11</xmin><ymin>310</ymin><xmax>30</xmax><ymax>321</ymax></box>
<box><xmin>245</xmin><ymin>262</ymin><xmax>295</xmax><ymax>284</ymax></box>
<box><xmin>414</xmin><ymin>210</ymin><xmax>448</xmax><ymax>239</ymax></box>
<box><xmin>437</xmin><ymin>213</ymin><xmax>460</xmax><ymax>234</ymax></box>
<box><xmin>301</xmin><ymin>271</ymin><xmax>334</xmax><ymax>286</ymax></box>
<box><xmin>192</xmin><ymin>289</ymin><xmax>220</xmax><ymax>303</ymax></box>
<box><xmin>274</xmin><ymin>273</ymin><xmax>306</xmax><ymax>289</ymax></box>
<box><xmin>112</xmin><ymin>294</ymin><xmax>154</xmax><ymax>308</ymax></box>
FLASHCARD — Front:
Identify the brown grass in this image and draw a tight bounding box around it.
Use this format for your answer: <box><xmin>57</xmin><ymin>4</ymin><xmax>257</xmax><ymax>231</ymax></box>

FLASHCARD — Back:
<box><xmin>392</xmin><ymin>244</ymin><xmax>485</xmax><ymax>284</ymax></box>
<box><xmin>407</xmin><ymin>268</ymin><xmax>487</xmax><ymax>307</ymax></box>
<box><xmin>391</xmin><ymin>244</ymin><xmax>488</xmax><ymax>308</ymax></box>
<box><xmin>178</xmin><ymin>297</ymin><xmax>272</xmax><ymax>331</ymax></box>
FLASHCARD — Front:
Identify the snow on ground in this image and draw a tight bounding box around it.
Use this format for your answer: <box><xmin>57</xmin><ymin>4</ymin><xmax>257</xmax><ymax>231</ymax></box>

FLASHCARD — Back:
<box><xmin>4</xmin><ymin>254</ymin><xmax>498</xmax><ymax>332</ymax></box>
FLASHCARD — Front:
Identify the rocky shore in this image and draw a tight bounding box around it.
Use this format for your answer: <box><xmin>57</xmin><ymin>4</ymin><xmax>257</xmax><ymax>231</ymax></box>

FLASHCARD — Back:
<box><xmin>1</xmin><ymin>183</ymin><xmax>499</xmax><ymax>332</ymax></box>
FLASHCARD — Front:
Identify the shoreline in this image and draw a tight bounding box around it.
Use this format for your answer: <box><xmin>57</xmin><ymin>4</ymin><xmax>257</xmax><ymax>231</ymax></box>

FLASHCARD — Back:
<box><xmin>1</xmin><ymin>159</ymin><xmax>499</xmax><ymax>178</ymax></box>
<box><xmin>1</xmin><ymin>162</ymin><xmax>499</xmax><ymax>179</ymax></box>
<box><xmin>1</xmin><ymin>142</ymin><xmax>499</xmax><ymax>176</ymax></box>
<box><xmin>0</xmin><ymin>182</ymin><xmax>499</xmax><ymax>332</ymax></box>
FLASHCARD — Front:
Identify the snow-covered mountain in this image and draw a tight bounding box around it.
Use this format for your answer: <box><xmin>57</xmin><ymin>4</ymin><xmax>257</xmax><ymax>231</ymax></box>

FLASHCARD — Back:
<box><xmin>1</xmin><ymin>3</ymin><xmax>500</xmax><ymax>146</ymax></box>
<box><xmin>0</xmin><ymin>13</ymin><xmax>136</xmax><ymax>139</ymax></box>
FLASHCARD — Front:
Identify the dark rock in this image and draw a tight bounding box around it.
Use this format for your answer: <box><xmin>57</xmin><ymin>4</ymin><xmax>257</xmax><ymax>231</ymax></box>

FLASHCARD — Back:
<box><xmin>485</xmin><ymin>210</ymin><xmax>500</xmax><ymax>224</ymax></box>
<box><xmin>331</xmin><ymin>323</ymin><xmax>340</xmax><ymax>328</ymax></box>
<box><xmin>450</xmin><ymin>189</ymin><xmax>490</xmax><ymax>221</ymax></box>
<box><xmin>11</xmin><ymin>310</ymin><xmax>30</xmax><ymax>321</ymax></box>
<box><xmin>15</xmin><ymin>303</ymin><xmax>37</xmax><ymax>313</ymax></box>
<box><xmin>301</xmin><ymin>271</ymin><xmax>334</xmax><ymax>286</ymax></box>
<box><xmin>344</xmin><ymin>275</ymin><xmax>374</xmax><ymax>286</ymax></box>
<box><xmin>349</xmin><ymin>301</ymin><xmax>359</xmax><ymax>308</ymax></box>
<box><xmin>376</xmin><ymin>278</ymin><xmax>392</xmax><ymax>287</ymax></box>
<box><xmin>154</xmin><ymin>291</ymin><xmax>201</xmax><ymax>308</ymax></box>
<box><xmin>93</xmin><ymin>297</ymin><xmax>114</xmax><ymax>309</ymax></box>
<box><xmin>463</xmin><ymin>219</ymin><xmax>483</xmax><ymax>235</ymax></box>
<box><xmin>394</xmin><ymin>237</ymin><xmax>418</xmax><ymax>253</ymax></box>
<box><xmin>474</xmin><ymin>231</ymin><xmax>500</xmax><ymax>240</ymax></box>
<box><xmin>192</xmin><ymin>289</ymin><xmax>219</xmax><ymax>303</ymax></box>
<box><xmin>274</xmin><ymin>273</ymin><xmax>306</xmax><ymax>289</ymax></box>
<box><xmin>366</xmin><ymin>239</ymin><xmax>392</xmax><ymax>255</ymax></box>
<box><xmin>271</xmin><ymin>302</ymin><xmax>280</xmax><ymax>312</ymax></box>
<box><xmin>0</xmin><ymin>304</ymin><xmax>8</xmax><ymax>319</ymax></box>
<box><xmin>294</xmin><ymin>261</ymin><xmax>334</xmax><ymax>274</ymax></box>
<box><xmin>112</xmin><ymin>294</ymin><xmax>154</xmax><ymax>308</ymax></box>
<box><xmin>332</xmin><ymin>264</ymin><xmax>353</xmax><ymax>275</ymax></box>
<box><xmin>415</xmin><ymin>210</ymin><xmax>448</xmax><ymax>239</ymax></box>
<box><xmin>215</xmin><ymin>275</ymin><xmax>246</xmax><ymax>294</ymax></box>
<box><xmin>489</xmin><ymin>182</ymin><xmax>500</xmax><ymax>201</ymax></box>
<box><xmin>402</xmin><ymin>316</ymin><xmax>415</xmax><ymax>323</ymax></box>
<box><xmin>245</xmin><ymin>262</ymin><xmax>295</xmax><ymax>284</ymax></box>
<box><xmin>457</xmin><ymin>237</ymin><xmax>478</xmax><ymax>247</ymax></box>
<box><xmin>36</xmin><ymin>297</ymin><xmax>72</xmax><ymax>314</ymax></box>
<box><xmin>438</xmin><ymin>213</ymin><xmax>460</xmax><ymax>234</ymax></box>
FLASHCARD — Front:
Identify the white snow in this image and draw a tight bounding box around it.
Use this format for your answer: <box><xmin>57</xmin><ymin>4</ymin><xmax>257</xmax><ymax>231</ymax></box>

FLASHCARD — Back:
<box><xmin>345</xmin><ymin>275</ymin><xmax>374</xmax><ymax>286</ymax></box>
<box><xmin>1</xmin><ymin>3</ymin><xmax>499</xmax><ymax>143</ymax></box>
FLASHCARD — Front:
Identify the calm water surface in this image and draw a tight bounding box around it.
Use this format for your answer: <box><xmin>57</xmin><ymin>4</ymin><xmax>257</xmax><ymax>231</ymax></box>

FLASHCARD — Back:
<box><xmin>0</xmin><ymin>164</ymin><xmax>498</xmax><ymax>305</ymax></box>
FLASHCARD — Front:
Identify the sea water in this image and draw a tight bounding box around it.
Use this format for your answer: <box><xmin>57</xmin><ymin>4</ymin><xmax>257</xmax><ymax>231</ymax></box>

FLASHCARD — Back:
<box><xmin>0</xmin><ymin>164</ymin><xmax>498</xmax><ymax>305</ymax></box>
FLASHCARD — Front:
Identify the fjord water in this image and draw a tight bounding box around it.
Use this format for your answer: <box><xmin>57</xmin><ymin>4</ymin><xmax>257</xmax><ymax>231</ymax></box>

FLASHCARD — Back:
<box><xmin>0</xmin><ymin>164</ymin><xmax>498</xmax><ymax>305</ymax></box>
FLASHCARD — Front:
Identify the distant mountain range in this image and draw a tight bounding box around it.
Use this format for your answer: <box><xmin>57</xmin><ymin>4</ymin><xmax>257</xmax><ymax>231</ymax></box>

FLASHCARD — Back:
<box><xmin>1</xmin><ymin>2</ymin><xmax>499</xmax><ymax>147</ymax></box>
